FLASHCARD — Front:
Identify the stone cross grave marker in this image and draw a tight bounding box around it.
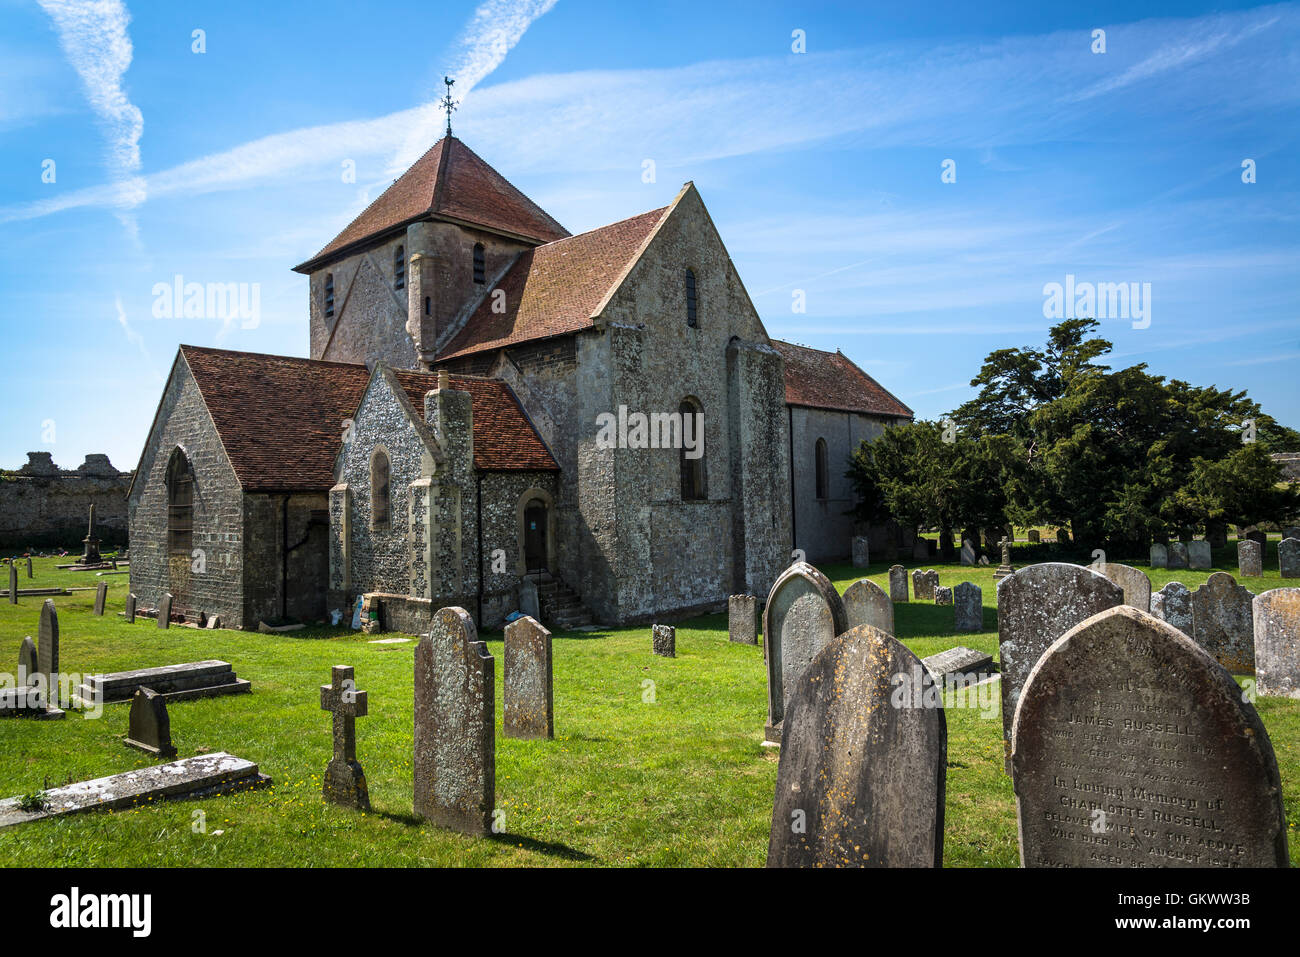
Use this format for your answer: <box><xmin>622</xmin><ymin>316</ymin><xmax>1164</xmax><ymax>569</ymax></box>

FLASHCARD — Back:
<box><xmin>38</xmin><ymin>599</ymin><xmax>59</xmax><ymax>710</ymax></box>
<box><xmin>1012</xmin><ymin>605</ymin><xmax>1288</xmax><ymax>867</ymax></box>
<box><xmin>888</xmin><ymin>564</ymin><xmax>908</xmax><ymax>602</ymax></box>
<box><xmin>997</xmin><ymin>564</ymin><xmax>1121</xmax><ymax>773</ymax></box>
<box><xmin>414</xmin><ymin>607</ymin><xmax>494</xmax><ymax>836</ymax></box>
<box><xmin>912</xmin><ymin>569</ymin><xmax>938</xmax><ymax>602</ymax></box>
<box><xmin>1191</xmin><ymin>571</ymin><xmax>1255</xmax><ymax>674</ymax></box>
<box><xmin>842</xmin><ymin>578</ymin><xmax>893</xmax><ymax>635</ymax></box>
<box><xmin>768</xmin><ymin>623</ymin><xmax>945</xmax><ymax>868</ymax></box>
<box><xmin>851</xmin><ymin>536</ymin><xmax>869</xmax><ymax>569</ymax></box>
<box><xmin>1097</xmin><ymin>562</ymin><xmax>1151</xmax><ymax>612</ymax></box>
<box><xmin>1279</xmin><ymin>538</ymin><xmax>1299</xmax><ymax>579</ymax></box>
<box><xmin>652</xmin><ymin>624</ymin><xmax>675</xmax><ymax>657</ymax></box>
<box><xmin>504</xmin><ymin>615</ymin><xmax>553</xmax><ymax>740</ymax></box>
<box><xmin>93</xmin><ymin>582</ymin><xmax>107</xmax><ymax>616</ymax></box>
<box><xmin>125</xmin><ymin>593</ymin><xmax>136</xmax><ymax>624</ymax></box>
<box><xmin>1150</xmin><ymin>581</ymin><xmax>1192</xmax><ymax>634</ymax></box>
<box><xmin>157</xmin><ymin>592</ymin><xmax>173</xmax><ymax>628</ymax></box>
<box><xmin>1237</xmin><ymin>539</ymin><xmax>1262</xmax><ymax>577</ymax></box>
<box><xmin>1169</xmin><ymin>541</ymin><xmax>1189</xmax><ymax>570</ymax></box>
<box><xmin>728</xmin><ymin>594</ymin><xmax>758</xmax><ymax>644</ymax></box>
<box><xmin>954</xmin><ymin>582</ymin><xmax>982</xmax><ymax>632</ymax></box>
<box><xmin>1255</xmin><ymin>588</ymin><xmax>1300</xmax><ymax>699</ymax></box>
<box><xmin>321</xmin><ymin>665</ymin><xmax>370</xmax><ymax>811</ymax></box>
<box><xmin>1149</xmin><ymin>543</ymin><xmax>1168</xmax><ymax>569</ymax></box>
<box><xmin>1187</xmin><ymin>540</ymin><xmax>1212</xmax><ymax>570</ymax></box>
<box><xmin>124</xmin><ymin>688</ymin><xmax>177</xmax><ymax>759</ymax></box>
<box><xmin>764</xmin><ymin>562</ymin><xmax>848</xmax><ymax>746</ymax></box>
<box><xmin>993</xmin><ymin>538</ymin><xmax>1015</xmax><ymax>580</ymax></box>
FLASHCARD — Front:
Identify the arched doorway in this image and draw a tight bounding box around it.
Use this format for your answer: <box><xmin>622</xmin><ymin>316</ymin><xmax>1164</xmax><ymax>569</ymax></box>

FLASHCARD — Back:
<box><xmin>523</xmin><ymin>498</ymin><xmax>549</xmax><ymax>572</ymax></box>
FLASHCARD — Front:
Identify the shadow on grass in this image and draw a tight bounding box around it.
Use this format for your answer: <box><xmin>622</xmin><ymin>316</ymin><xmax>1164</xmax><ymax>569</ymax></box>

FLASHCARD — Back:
<box><xmin>489</xmin><ymin>830</ymin><xmax>594</xmax><ymax>862</ymax></box>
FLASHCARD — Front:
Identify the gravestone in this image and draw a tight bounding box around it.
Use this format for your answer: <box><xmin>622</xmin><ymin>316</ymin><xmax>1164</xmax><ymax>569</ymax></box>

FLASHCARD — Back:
<box><xmin>76</xmin><ymin>660</ymin><xmax>249</xmax><ymax>704</ymax></box>
<box><xmin>912</xmin><ymin>569</ymin><xmax>938</xmax><ymax>601</ymax></box>
<box><xmin>1098</xmin><ymin>562</ymin><xmax>1151</xmax><ymax>612</ymax></box>
<box><xmin>1056</xmin><ymin>527</ymin><xmax>1070</xmax><ymax>544</ymax></box>
<box><xmin>18</xmin><ymin>636</ymin><xmax>38</xmax><ymax>687</ymax></box>
<box><xmin>504</xmin><ymin>615</ymin><xmax>553</xmax><ymax>739</ymax></box>
<box><xmin>1168</xmin><ymin>541</ymin><xmax>1189</xmax><ymax>570</ymax></box>
<box><xmin>1012</xmin><ymin>605</ymin><xmax>1288</xmax><ymax>867</ymax></box>
<box><xmin>1208</xmin><ymin>524</ymin><xmax>1229</xmax><ymax>549</ymax></box>
<box><xmin>960</xmin><ymin>539</ymin><xmax>976</xmax><ymax>566</ymax></box>
<box><xmin>763</xmin><ymin>562</ymin><xmax>849</xmax><ymax>745</ymax></box>
<box><xmin>997</xmin><ymin>564</ymin><xmax>1122</xmax><ymax>773</ymax></box>
<box><xmin>157</xmin><ymin>592</ymin><xmax>173</xmax><ymax>628</ymax></box>
<box><xmin>842</xmin><ymin>578</ymin><xmax>893</xmax><ymax>635</ymax></box>
<box><xmin>1237</xmin><ymin>540</ymin><xmax>1262</xmax><ymax>578</ymax></box>
<box><xmin>1150</xmin><ymin>581</ymin><xmax>1192</xmax><ymax>635</ymax></box>
<box><xmin>728</xmin><ymin>594</ymin><xmax>758</xmax><ymax>644</ymax></box>
<box><xmin>26</xmin><ymin>557</ymin><xmax>32</xmax><ymax>578</ymax></box>
<box><xmin>1027</xmin><ymin>529</ymin><xmax>1040</xmax><ymax>544</ymax></box>
<box><xmin>1279</xmin><ymin>538</ymin><xmax>1299</xmax><ymax>579</ymax></box>
<box><xmin>934</xmin><ymin>586</ymin><xmax>953</xmax><ymax>606</ymax></box>
<box><xmin>911</xmin><ymin>537</ymin><xmax>929</xmax><ymax>561</ymax></box>
<box><xmin>38</xmin><ymin>599</ymin><xmax>59</xmax><ymax>708</ymax></box>
<box><xmin>1149</xmin><ymin>543</ymin><xmax>1168</xmax><ymax>569</ymax></box>
<box><xmin>93</xmin><ymin>582</ymin><xmax>107</xmax><ymax>616</ymax></box>
<box><xmin>6</xmin><ymin>563</ymin><xmax>14</xmax><ymax>604</ymax></box>
<box><xmin>125</xmin><ymin>593</ymin><xmax>136</xmax><ymax>624</ymax></box>
<box><xmin>320</xmin><ymin>665</ymin><xmax>369</xmax><ymax>810</ymax></box>
<box><xmin>922</xmin><ymin>646</ymin><xmax>994</xmax><ymax>686</ymax></box>
<box><xmin>767</xmin><ymin>624</ymin><xmax>945</xmax><ymax>868</ymax></box>
<box><xmin>1191</xmin><ymin>572</ymin><xmax>1255</xmax><ymax>673</ymax></box>
<box><xmin>1246</xmin><ymin>529</ymin><xmax>1267</xmax><ymax>551</ymax></box>
<box><xmin>1255</xmin><ymin>588</ymin><xmax>1300</xmax><ymax>699</ymax></box>
<box><xmin>993</xmin><ymin>538</ymin><xmax>1015</xmax><ymax>580</ymax></box>
<box><xmin>1187</xmin><ymin>540</ymin><xmax>1212</xmax><ymax>571</ymax></box>
<box><xmin>413</xmin><ymin>607</ymin><xmax>494</xmax><ymax>836</ymax></box>
<box><xmin>954</xmin><ymin>582</ymin><xmax>982</xmax><ymax>632</ymax></box>
<box><xmin>851</xmin><ymin>536</ymin><xmax>869</xmax><ymax>569</ymax></box>
<box><xmin>652</xmin><ymin>624</ymin><xmax>675</xmax><ymax>658</ymax></box>
<box><xmin>519</xmin><ymin>577</ymin><xmax>540</xmax><ymax>620</ymax></box>
<box><xmin>1284</xmin><ymin>527</ymin><xmax>1300</xmax><ymax>542</ymax></box>
<box><xmin>888</xmin><ymin>565</ymin><xmax>908</xmax><ymax>603</ymax></box>
<box><xmin>80</xmin><ymin>503</ymin><xmax>101</xmax><ymax>565</ymax></box>
<box><xmin>350</xmin><ymin>595</ymin><xmax>363</xmax><ymax>629</ymax></box>
<box><xmin>124</xmin><ymin>688</ymin><xmax>177</xmax><ymax>759</ymax></box>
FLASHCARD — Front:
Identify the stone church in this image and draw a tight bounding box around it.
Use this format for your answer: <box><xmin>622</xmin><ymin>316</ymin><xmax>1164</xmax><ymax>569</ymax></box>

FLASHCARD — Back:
<box><xmin>128</xmin><ymin>135</ymin><xmax>910</xmax><ymax>631</ymax></box>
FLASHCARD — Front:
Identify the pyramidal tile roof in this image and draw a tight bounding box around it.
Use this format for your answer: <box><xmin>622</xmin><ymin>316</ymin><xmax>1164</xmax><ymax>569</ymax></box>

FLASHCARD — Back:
<box><xmin>294</xmin><ymin>136</ymin><xmax>570</xmax><ymax>272</ymax></box>
<box><xmin>179</xmin><ymin>345</ymin><xmax>554</xmax><ymax>492</ymax></box>
<box><xmin>770</xmin><ymin>339</ymin><xmax>914</xmax><ymax>419</ymax></box>
<box><xmin>437</xmin><ymin>205</ymin><xmax>670</xmax><ymax>361</ymax></box>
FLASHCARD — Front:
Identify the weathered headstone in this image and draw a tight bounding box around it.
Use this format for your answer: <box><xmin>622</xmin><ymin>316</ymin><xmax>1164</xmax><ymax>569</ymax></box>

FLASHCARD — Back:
<box><xmin>1255</xmin><ymin>588</ymin><xmax>1300</xmax><ymax>699</ymax></box>
<box><xmin>519</xmin><ymin>577</ymin><xmax>540</xmax><ymax>620</ymax></box>
<box><xmin>1191</xmin><ymin>571</ymin><xmax>1256</xmax><ymax>673</ymax></box>
<box><xmin>93</xmin><ymin>581</ymin><xmax>107</xmax><ymax>616</ymax></box>
<box><xmin>728</xmin><ymin>594</ymin><xmax>758</xmax><ymax>644</ymax></box>
<box><xmin>38</xmin><ymin>599</ymin><xmax>59</xmax><ymax>708</ymax></box>
<box><xmin>911</xmin><ymin>569</ymin><xmax>938</xmax><ymax>601</ymax></box>
<box><xmin>1027</xmin><ymin>529</ymin><xmax>1040</xmax><ymax>543</ymax></box>
<box><xmin>1284</xmin><ymin>527</ymin><xmax>1300</xmax><ymax>542</ymax></box>
<box><xmin>764</xmin><ymin>562</ymin><xmax>849</xmax><ymax>745</ymax></box>
<box><xmin>157</xmin><ymin>592</ymin><xmax>173</xmax><ymax>628</ymax></box>
<box><xmin>997</xmin><ymin>564</ymin><xmax>1122</xmax><ymax>772</ymax></box>
<box><xmin>1187</xmin><ymin>540</ymin><xmax>1212</xmax><ymax>571</ymax></box>
<box><xmin>1097</xmin><ymin>562</ymin><xmax>1151</xmax><ymax>612</ymax></box>
<box><xmin>960</xmin><ymin>539</ymin><xmax>975</xmax><ymax>566</ymax></box>
<box><xmin>911</xmin><ymin>537</ymin><xmax>929</xmax><ymax>561</ymax></box>
<box><xmin>888</xmin><ymin>564</ymin><xmax>908</xmax><ymax>603</ymax></box>
<box><xmin>1055</xmin><ymin>527</ymin><xmax>1070</xmax><ymax>544</ymax></box>
<box><xmin>842</xmin><ymin>578</ymin><xmax>893</xmax><ymax>635</ymax></box>
<box><xmin>504</xmin><ymin>615</ymin><xmax>553</xmax><ymax>739</ymax></box>
<box><xmin>1149</xmin><ymin>543</ymin><xmax>1168</xmax><ymax>569</ymax></box>
<box><xmin>851</xmin><ymin>536</ymin><xmax>869</xmax><ymax>569</ymax></box>
<box><xmin>953</xmin><ymin>582</ymin><xmax>982</xmax><ymax>632</ymax></box>
<box><xmin>1237</xmin><ymin>539</ymin><xmax>1262</xmax><ymax>578</ymax></box>
<box><xmin>934</xmin><ymin>585</ymin><xmax>953</xmax><ymax>606</ymax></box>
<box><xmin>768</xmin><ymin>623</ymin><xmax>945</xmax><ymax>868</ymax></box>
<box><xmin>125</xmin><ymin>688</ymin><xmax>177</xmax><ymax>759</ymax></box>
<box><xmin>6</xmin><ymin>563</ymin><xmax>14</xmax><ymax>605</ymax></box>
<box><xmin>25</xmin><ymin>557</ymin><xmax>32</xmax><ymax>578</ymax></box>
<box><xmin>1246</xmin><ymin>529</ymin><xmax>1268</xmax><ymax>551</ymax></box>
<box><xmin>1169</xmin><ymin>541</ymin><xmax>1189</xmax><ymax>570</ymax></box>
<box><xmin>413</xmin><ymin>607</ymin><xmax>494</xmax><ymax>836</ymax></box>
<box><xmin>1150</xmin><ymin>581</ymin><xmax>1192</xmax><ymax>635</ymax></box>
<box><xmin>652</xmin><ymin>623</ymin><xmax>675</xmax><ymax>657</ymax></box>
<box><xmin>320</xmin><ymin>665</ymin><xmax>369</xmax><ymax>810</ymax></box>
<box><xmin>1279</xmin><ymin>537</ymin><xmax>1299</xmax><ymax>579</ymax></box>
<box><xmin>125</xmin><ymin>592</ymin><xmax>136</xmax><ymax>624</ymax></box>
<box><xmin>1012</xmin><ymin>605</ymin><xmax>1288</xmax><ymax>867</ymax></box>
<box><xmin>18</xmin><ymin>636</ymin><xmax>38</xmax><ymax>686</ymax></box>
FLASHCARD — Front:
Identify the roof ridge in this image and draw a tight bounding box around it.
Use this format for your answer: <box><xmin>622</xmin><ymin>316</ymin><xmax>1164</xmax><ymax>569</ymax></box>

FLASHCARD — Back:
<box><xmin>535</xmin><ymin>204</ymin><xmax>670</xmax><ymax>250</ymax></box>
<box><xmin>179</xmin><ymin>343</ymin><xmax>366</xmax><ymax>370</ymax></box>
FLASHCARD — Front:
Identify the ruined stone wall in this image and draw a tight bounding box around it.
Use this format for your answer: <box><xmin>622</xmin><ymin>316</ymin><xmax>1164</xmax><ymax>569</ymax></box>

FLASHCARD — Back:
<box><xmin>790</xmin><ymin>407</ymin><xmax>890</xmax><ymax>562</ymax></box>
<box><xmin>0</xmin><ymin>453</ymin><xmax>132</xmax><ymax>550</ymax></box>
<box><xmin>127</xmin><ymin>358</ymin><xmax>245</xmax><ymax>626</ymax></box>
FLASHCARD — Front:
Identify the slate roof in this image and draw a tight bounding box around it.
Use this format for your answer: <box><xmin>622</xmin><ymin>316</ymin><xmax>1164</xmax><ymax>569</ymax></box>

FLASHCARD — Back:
<box><xmin>293</xmin><ymin>136</ymin><xmax>570</xmax><ymax>273</ymax></box>
<box><xmin>437</xmin><ymin>205</ymin><xmax>670</xmax><ymax>361</ymax></box>
<box><xmin>770</xmin><ymin>340</ymin><xmax>913</xmax><ymax>419</ymax></box>
<box><xmin>179</xmin><ymin>346</ymin><xmax>555</xmax><ymax>492</ymax></box>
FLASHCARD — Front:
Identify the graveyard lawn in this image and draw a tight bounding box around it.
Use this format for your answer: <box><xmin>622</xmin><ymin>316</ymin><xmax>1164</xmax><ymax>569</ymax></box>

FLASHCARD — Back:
<box><xmin>1</xmin><ymin>555</ymin><xmax>1298</xmax><ymax>868</ymax></box>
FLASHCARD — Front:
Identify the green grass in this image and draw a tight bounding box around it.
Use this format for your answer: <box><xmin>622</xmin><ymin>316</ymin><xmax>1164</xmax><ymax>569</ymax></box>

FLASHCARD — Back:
<box><xmin>1</xmin><ymin>552</ymin><xmax>1297</xmax><ymax>867</ymax></box>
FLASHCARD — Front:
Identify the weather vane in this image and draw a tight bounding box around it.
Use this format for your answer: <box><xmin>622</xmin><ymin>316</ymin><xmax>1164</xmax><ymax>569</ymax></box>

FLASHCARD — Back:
<box><xmin>440</xmin><ymin>76</ymin><xmax>458</xmax><ymax>136</ymax></box>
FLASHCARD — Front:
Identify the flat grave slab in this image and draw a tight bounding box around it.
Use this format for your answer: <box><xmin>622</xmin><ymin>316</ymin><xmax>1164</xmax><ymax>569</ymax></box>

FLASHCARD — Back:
<box><xmin>75</xmin><ymin>660</ymin><xmax>250</xmax><ymax>706</ymax></box>
<box><xmin>922</xmin><ymin>646</ymin><xmax>995</xmax><ymax>686</ymax></box>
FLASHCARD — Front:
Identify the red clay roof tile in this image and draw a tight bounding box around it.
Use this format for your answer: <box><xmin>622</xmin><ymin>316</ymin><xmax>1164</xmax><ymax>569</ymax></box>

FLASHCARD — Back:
<box><xmin>771</xmin><ymin>339</ymin><xmax>913</xmax><ymax>419</ymax></box>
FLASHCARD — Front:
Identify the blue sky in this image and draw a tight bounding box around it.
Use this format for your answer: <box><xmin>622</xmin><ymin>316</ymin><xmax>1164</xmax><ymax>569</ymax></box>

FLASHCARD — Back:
<box><xmin>1</xmin><ymin>0</ymin><xmax>1297</xmax><ymax>470</ymax></box>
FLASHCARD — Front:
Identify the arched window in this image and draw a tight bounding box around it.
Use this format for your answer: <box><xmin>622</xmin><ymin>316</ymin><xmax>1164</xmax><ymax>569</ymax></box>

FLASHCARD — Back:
<box><xmin>815</xmin><ymin>438</ymin><xmax>829</xmax><ymax>500</ymax></box>
<box><xmin>473</xmin><ymin>243</ymin><xmax>486</xmax><ymax>284</ymax></box>
<box><xmin>679</xmin><ymin>398</ymin><xmax>705</xmax><ymax>500</ymax></box>
<box><xmin>371</xmin><ymin>449</ymin><xmax>390</xmax><ymax>528</ymax></box>
<box><xmin>685</xmin><ymin>268</ymin><xmax>698</xmax><ymax>327</ymax></box>
<box><xmin>423</xmin><ymin>296</ymin><xmax>431</xmax><ymax>316</ymax></box>
<box><xmin>394</xmin><ymin>245</ymin><xmax>405</xmax><ymax>290</ymax></box>
<box><xmin>166</xmin><ymin>449</ymin><xmax>194</xmax><ymax>556</ymax></box>
<box><xmin>324</xmin><ymin>273</ymin><xmax>335</xmax><ymax>319</ymax></box>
